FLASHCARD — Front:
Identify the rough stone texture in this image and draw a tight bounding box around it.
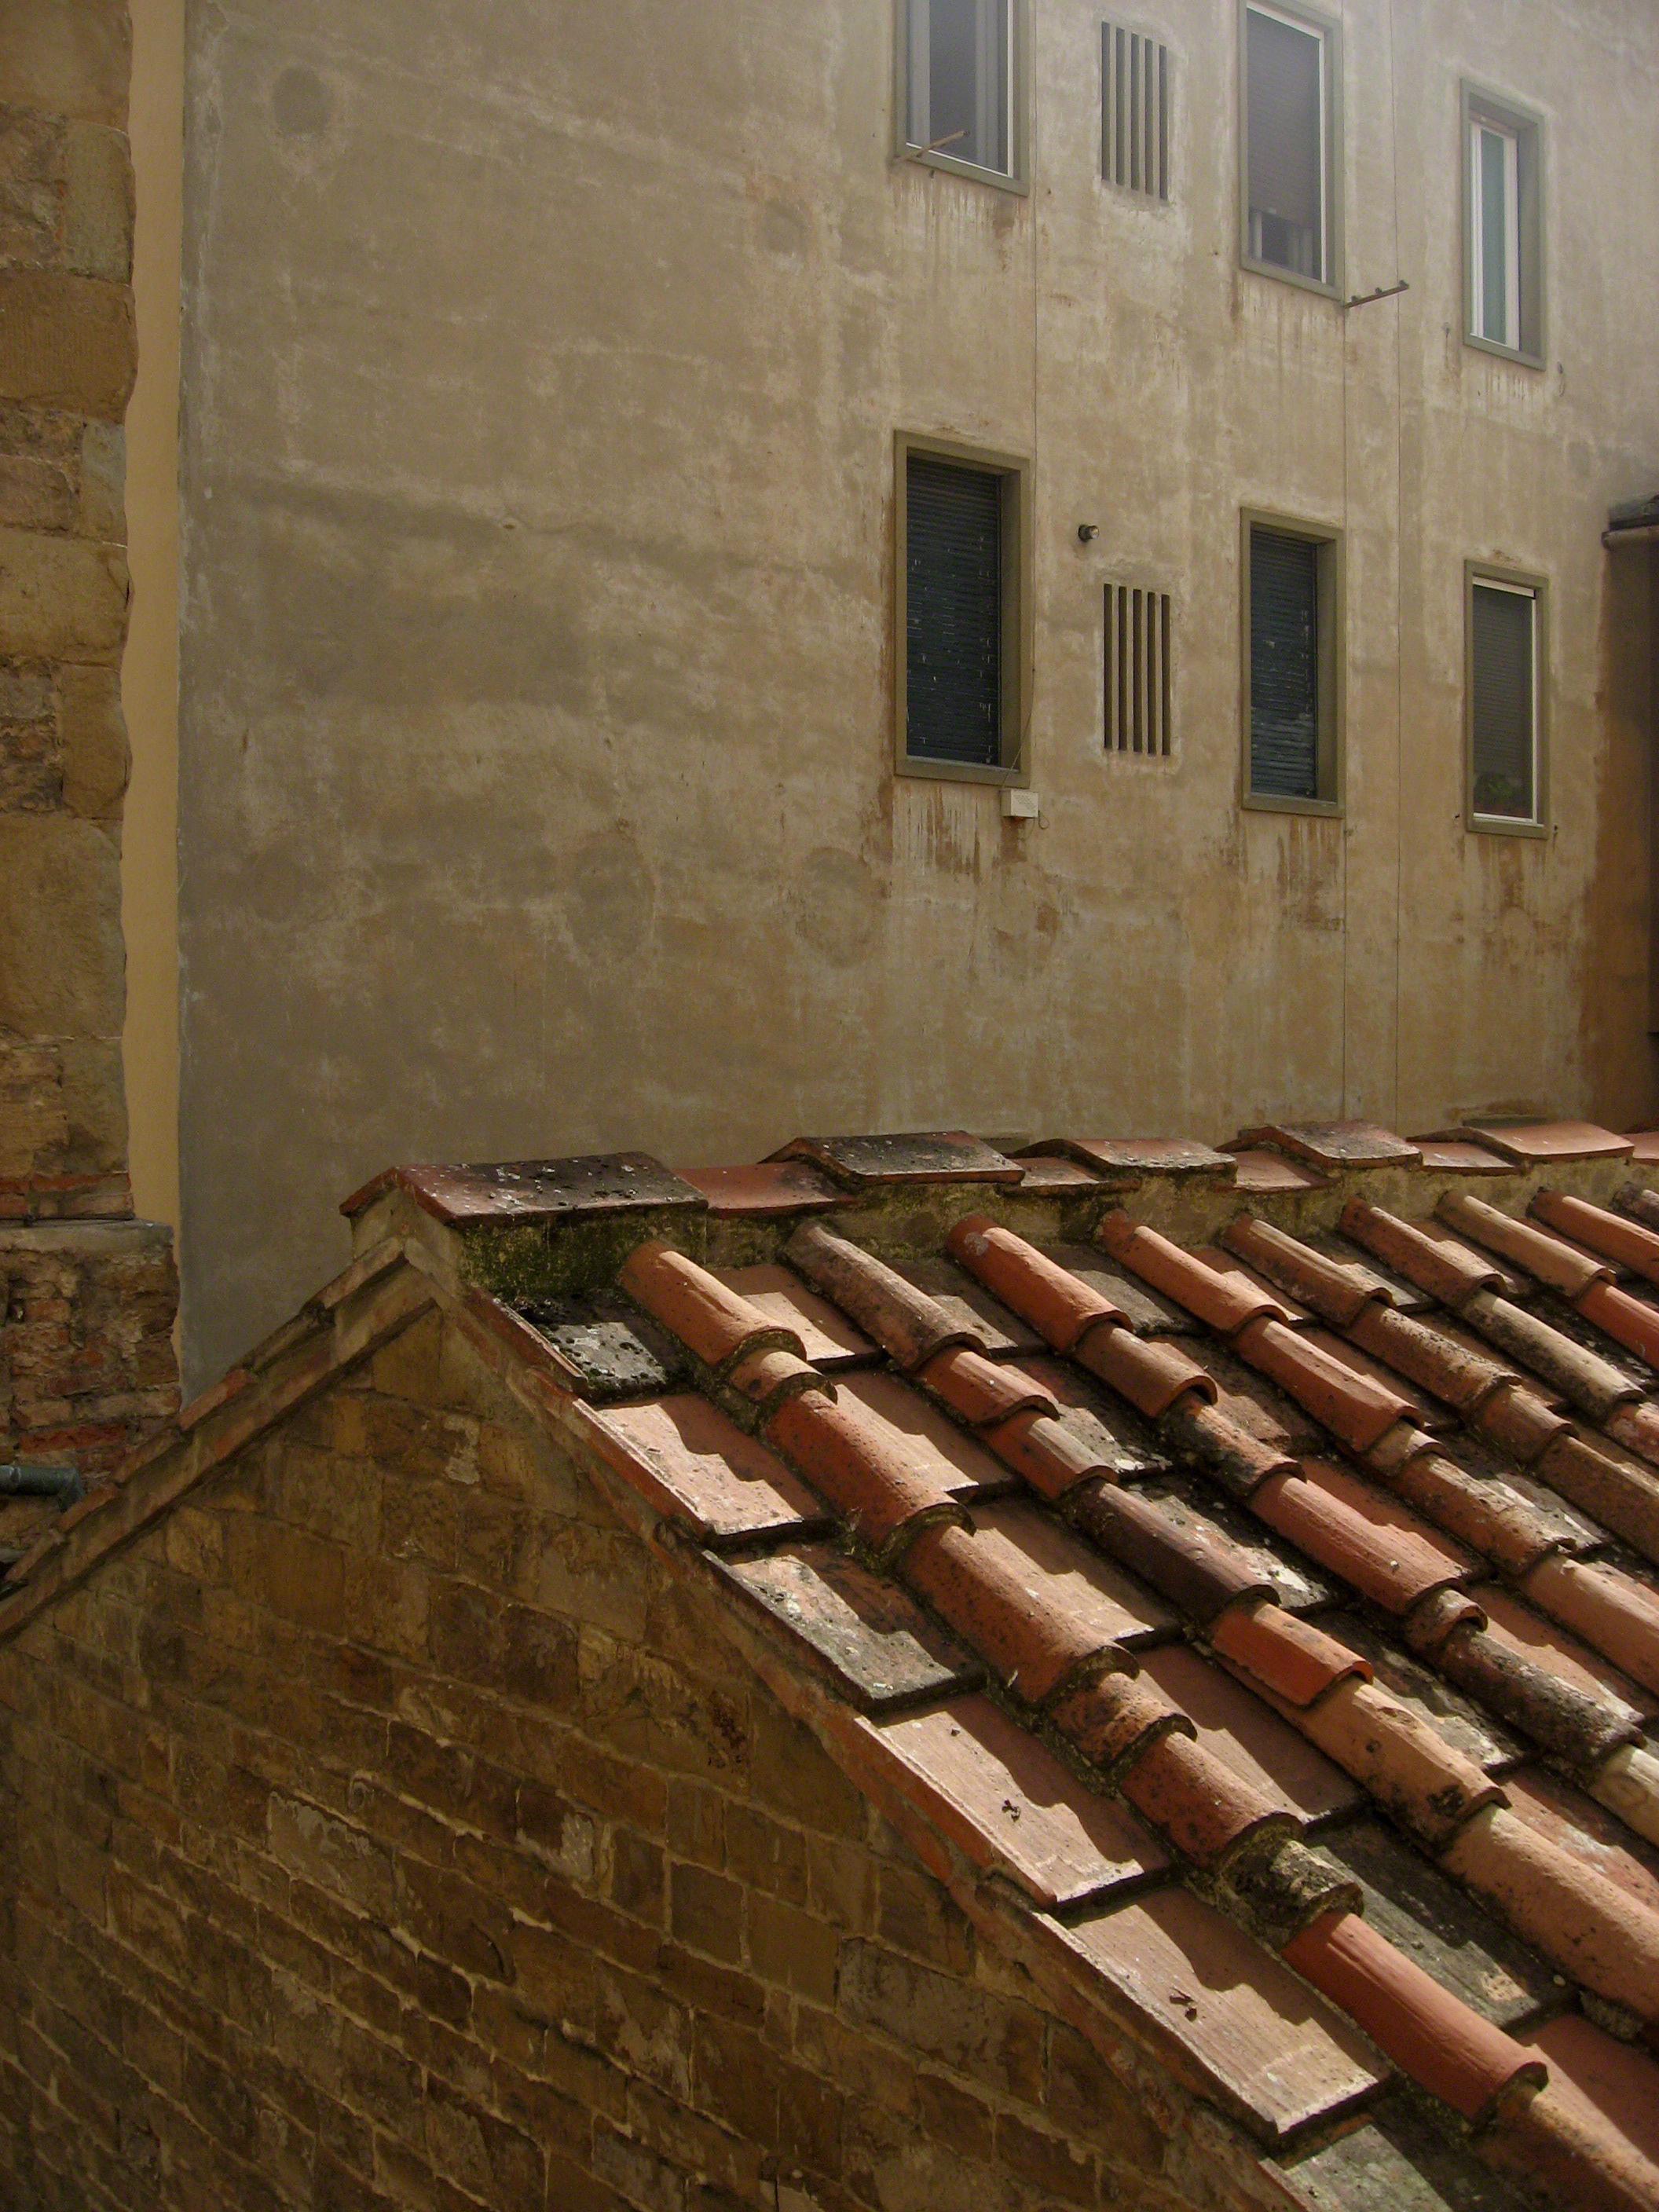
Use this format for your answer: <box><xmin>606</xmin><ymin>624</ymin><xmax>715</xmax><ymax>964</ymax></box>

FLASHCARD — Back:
<box><xmin>0</xmin><ymin>0</ymin><xmax>176</xmax><ymax>1457</ymax></box>
<box><xmin>173</xmin><ymin>0</ymin><xmax>1659</xmax><ymax>1384</ymax></box>
<box><xmin>0</xmin><ymin>1306</ymin><xmax>1203</xmax><ymax>2212</ymax></box>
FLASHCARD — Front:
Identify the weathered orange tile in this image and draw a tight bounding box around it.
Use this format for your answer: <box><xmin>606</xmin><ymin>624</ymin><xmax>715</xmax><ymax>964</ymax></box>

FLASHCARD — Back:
<box><xmin>1300</xmin><ymin>1327</ymin><xmax>1453</xmax><ymax>1429</ymax></box>
<box><xmin>1464</xmin><ymin>1121</ymin><xmax>1635</xmax><ymax>1166</ymax></box>
<box><xmin>1208</xmin><ymin>1599</ymin><xmax>1370</xmax><ymax>1708</ymax></box>
<box><xmin>1097</xmin><ymin>1216</ymin><xmax>1285</xmax><ymax>1337</ymax></box>
<box><xmin>1533</xmin><ymin>1188</ymin><xmax>1659</xmax><ymax>1284</ymax></box>
<box><xmin>899</xmin><ymin>1521</ymin><xmax>1137</xmax><ymax>1706</ymax></box>
<box><xmin>947</xmin><ymin>1216</ymin><xmax>1123</xmax><ymax>1352</ymax></box>
<box><xmin>1070</xmin><ymin>1483</ymin><xmax>1278</xmax><ymax>1624</ymax></box>
<box><xmin>1281</xmin><ymin>1911</ymin><xmax>1541</xmax><ymax>2123</ymax></box>
<box><xmin>712</xmin><ymin>1263</ymin><xmax>875</xmax><ymax>1366</ymax></box>
<box><xmin>679</xmin><ymin>1161</ymin><xmax>842</xmax><ymax>1217</ymax></box>
<box><xmin>885</xmin><ymin>1253</ymin><xmax>1048</xmax><ymax>1355</ymax></box>
<box><xmin>1025</xmin><ymin>1136</ymin><xmax>1237</xmax><ymax>1179</ymax></box>
<box><xmin>1226</xmin><ymin>1149</ymin><xmax>1329</xmax><ymax>1194</ymax></box>
<box><xmin>915</xmin><ymin>1344</ymin><xmax>1059</xmax><ymax>1430</ymax></box>
<box><xmin>771</xmin><ymin>1130</ymin><xmax>1024</xmax><ymax>1186</ymax></box>
<box><xmin>1500</xmin><ymin>1768</ymin><xmax>1659</xmax><ymax>1923</ymax></box>
<box><xmin>965</xmin><ymin>1496</ymin><xmax>1177</xmax><ymax>1647</ymax></box>
<box><xmin>1221</xmin><ymin>1216</ymin><xmax>1382</xmax><ymax>1328</ymax></box>
<box><xmin>1249</xmin><ymin>1462</ymin><xmax>1471</xmax><ymax>1616</ymax></box>
<box><xmin>1412</xmin><ymin>1138</ymin><xmax>1519</xmax><ymax>1175</ymax></box>
<box><xmin>619</xmin><ymin>1242</ymin><xmax>801</xmax><ymax>1372</ymax></box>
<box><xmin>588</xmin><ymin>1395</ymin><xmax>826</xmax><ymax>1543</ymax></box>
<box><xmin>1116</xmin><ymin>1727</ymin><xmax>1291</xmax><ymax>1866</ymax></box>
<box><xmin>1134</xmin><ymin>1642</ymin><xmax>1359</xmax><ymax>1822</ymax></box>
<box><xmin>861</xmin><ymin>1694</ymin><xmax>1167</xmax><ymax>1908</ymax></box>
<box><xmin>1518</xmin><ymin>2013</ymin><xmax>1659</xmax><ymax>2173</ymax></box>
<box><xmin>1234</xmin><ymin>1121</ymin><xmax>1422</xmax><ymax>1170</ymax></box>
<box><xmin>1048</xmin><ymin>1890</ymin><xmax>1386</xmax><ymax>2142</ymax></box>
<box><xmin>1232</xmin><ymin>1317</ymin><xmax>1417</xmax><ymax>1454</ymax></box>
<box><xmin>1437</xmin><ymin>1191</ymin><xmax>1610</xmax><ymax>1298</ymax></box>
<box><xmin>786</xmin><ymin>1221</ymin><xmax>983</xmax><ymax>1369</ymax></box>
<box><xmin>764</xmin><ymin>1390</ymin><xmax>969</xmax><ymax>1553</ymax></box>
<box><xmin>833</xmin><ymin>1370</ymin><xmax>1009</xmax><ymax>1497</ymax></box>
<box><xmin>1473</xmin><ymin>1584</ymin><xmax>1658</xmax><ymax>1723</ymax></box>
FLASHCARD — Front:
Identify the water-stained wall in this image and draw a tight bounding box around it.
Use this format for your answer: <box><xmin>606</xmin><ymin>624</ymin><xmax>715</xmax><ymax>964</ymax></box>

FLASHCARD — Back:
<box><xmin>175</xmin><ymin>0</ymin><xmax>1659</xmax><ymax>1380</ymax></box>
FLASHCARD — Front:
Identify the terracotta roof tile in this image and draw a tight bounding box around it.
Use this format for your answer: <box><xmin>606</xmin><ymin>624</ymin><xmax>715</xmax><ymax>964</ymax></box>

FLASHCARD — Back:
<box><xmin>1208</xmin><ymin>1599</ymin><xmax>1372</xmax><ymax>1708</ymax></box>
<box><xmin>1115</xmin><ymin>1726</ymin><xmax>1295</xmax><ymax>1867</ymax></box>
<box><xmin>1534</xmin><ymin>1189</ymin><xmax>1659</xmax><ymax>1286</ymax></box>
<box><xmin>1175</xmin><ymin>1342</ymin><xmax>1324</xmax><ymax>1456</ymax></box>
<box><xmin>1341</xmin><ymin>1199</ymin><xmax>1505</xmax><ymax>1306</ymax></box>
<box><xmin>915</xmin><ymin>1344</ymin><xmax>1060</xmax><ymax>1430</ymax></box>
<box><xmin>985</xmin><ymin>1409</ymin><xmax>1140</xmax><ymax>1501</ymax></box>
<box><xmin>679</xmin><ymin>1161</ymin><xmax>843</xmax><ymax>1217</ymax></box>
<box><xmin>1462</xmin><ymin>1289</ymin><xmax>1643</xmax><ymax>1426</ymax></box>
<box><xmin>1012</xmin><ymin>1357</ymin><xmax>1170</xmax><ymax>1478</ymax></box>
<box><xmin>1007</xmin><ymin>1154</ymin><xmax>1104</xmax><ymax>1192</ymax></box>
<box><xmin>1287</xmin><ymin>1674</ymin><xmax>1504</xmax><ymax>1846</ymax></box>
<box><xmin>832</xmin><ymin>1371</ymin><xmax>1009</xmax><ymax>1500</ymax></box>
<box><xmin>587</xmin><ymin>1396</ymin><xmax>827</xmax><ymax>1544</ymax></box>
<box><xmin>1024</xmin><ymin>1136</ymin><xmax>1237</xmax><ymax>1180</ymax></box>
<box><xmin>1226</xmin><ymin>1148</ymin><xmax>1330</xmax><ymax>1194</ymax></box>
<box><xmin>346</xmin><ymin>1152</ymin><xmax>706</xmax><ymax>1226</ymax></box>
<box><xmin>947</xmin><ymin>1218</ymin><xmax>1126</xmax><ymax>1352</ymax></box>
<box><xmin>1133</xmin><ymin>1643</ymin><xmax>1361</xmax><ymax>1823</ymax></box>
<box><xmin>1346</xmin><ymin>1302</ymin><xmax>1517</xmax><ymax>1417</ymax></box>
<box><xmin>771</xmin><ymin>1130</ymin><xmax>1024</xmax><ymax>1188</ymax></box>
<box><xmin>1046</xmin><ymin>1669</ymin><xmax>1192</xmax><ymax>1772</ymax></box>
<box><xmin>1048</xmin><ymin>1889</ymin><xmax>1386</xmax><ymax>2142</ymax></box>
<box><xmin>898</xmin><ymin>1514</ymin><xmax>1152</xmax><ymax>1707</ymax></box>
<box><xmin>1437</xmin><ymin>1191</ymin><xmax>1612</xmax><ymax>1299</ymax></box>
<box><xmin>1519</xmin><ymin>1553</ymin><xmax>1659</xmax><ymax>1698</ymax></box>
<box><xmin>1249</xmin><ymin>1463</ymin><xmax>1472</xmax><ymax>1616</ymax></box>
<box><xmin>724</xmin><ymin>1343</ymin><xmax>837</xmax><ymax>1423</ymax></box>
<box><xmin>1463</xmin><ymin>1122</ymin><xmax>1635</xmax><ymax>1166</ymax></box>
<box><xmin>1301</xmin><ymin>1229</ymin><xmax>1438</xmax><ymax>1311</ymax></box>
<box><xmin>1098</xmin><ymin>1214</ymin><xmax>1289</xmax><ymax>1337</ymax></box>
<box><xmin>860</xmin><ymin>1694</ymin><xmax>1168</xmax><ymax>1908</ymax></box>
<box><xmin>1413</xmin><ymin>1139</ymin><xmax>1521</xmax><ymax>1176</ymax></box>
<box><xmin>1075</xmin><ymin>1324</ymin><xmax>1218</xmax><ymax>1423</ymax></box>
<box><xmin>1302</xmin><ymin>1327</ymin><xmax>1454</xmax><ymax>1429</ymax></box>
<box><xmin>1471</xmin><ymin>1584</ymin><xmax>1657</xmax><ymax>1725</ymax></box>
<box><xmin>1046</xmin><ymin>1247</ymin><xmax>1201</xmax><ymax>1335</ymax></box>
<box><xmin>1232</xmin><ymin>1317</ymin><xmax>1418</xmax><ymax>1454</ymax></box>
<box><xmin>1192</xmin><ymin>1246</ymin><xmax>1314</xmax><ymax>1323</ymax></box>
<box><xmin>710</xmin><ymin>1264</ymin><xmax>876</xmax><ymax>1365</ymax></box>
<box><xmin>1501</xmin><ymin>1768</ymin><xmax>1659</xmax><ymax>1925</ymax></box>
<box><xmin>515</xmin><ymin>1296</ymin><xmax>679</xmax><ymax>1400</ymax></box>
<box><xmin>1372</xmin><ymin>1437</ymin><xmax>1567</xmax><ymax>1578</ymax></box>
<box><xmin>619</xmin><ymin>1242</ymin><xmax>802</xmax><ymax>1374</ymax></box>
<box><xmin>1439</xmin><ymin>1802</ymin><xmax>1659</xmax><ymax>2026</ymax></box>
<box><xmin>1630</xmin><ymin>1133</ymin><xmax>1659</xmax><ymax>1166</ymax></box>
<box><xmin>1318</xmin><ymin>1821</ymin><xmax>1566</xmax><ymax>2029</ymax></box>
<box><xmin>1235</xmin><ymin>1121</ymin><xmax>1423</xmax><ymax>1171</ymax></box>
<box><xmin>1071</xmin><ymin>1482</ymin><xmax>1280</xmax><ymax>1623</ymax></box>
<box><xmin>1518</xmin><ymin>2013</ymin><xmax>1659</xmax><ymax>2174</ymax></box>
<box><xmin>786</xmin><ymin>1221</ymin><xmax>984</xmax><ymax>1370</ymax></box>
<box><xmin>1306</xmin><ymin>1610</ymin><xmax>1528</xmax><ymax>1772</ymax></box>
<box><xmin>1281</xmin><ymin>1910</ymin><xmax>1543</xmax><ymax>2124</ymax></box>
<box><xmin>1222</xmin><ymin>1216</ymin><xmax>1385</xmax><ymax>1327</ymax></box>
<box><xmin>884</xmin><ymin>1253</ymin><xmax>1048</xmax><ymax>1355</ymax></box>
<box><xmin>1536</xmin><ymin>1429</ymin><xmax>1659</xmax><ymax>1566</ymax></box>
<box><xmin>764</xmin><ymin>1389</ymin><xmax>972</xmax><ymax>1555</ymax></box>
<box><xmin>1575</xmin><ymin>1278</ymin><xmax>1659</xmax><ymax>1374</ymax></box>
<box><xmin>1139</xmin><ymin>1476</ymin><xmax>1341</xmax><ymax>1611</ymax></box>
<box><xmin>959</xmin><ymin>1496</ymin><xmax>1177</xmax><ymax>1649</ymax></box>
<box><xmin>711</xmin><ymin>1542</ymin><xmax>980</xmax><ymax>1711</ymax></box>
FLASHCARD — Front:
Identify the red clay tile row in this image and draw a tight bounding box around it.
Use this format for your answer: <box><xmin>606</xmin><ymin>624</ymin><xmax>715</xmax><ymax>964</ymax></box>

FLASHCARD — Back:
<box><xmin>1443</xmin><ymin>1190</ymin><xmax>1659</xmax><ymax>1382</ymax></box>
<box><xmin>933</xmin><ymin>1218</ymin><xmax>1659</xmax><ymax>2037</ymax></box>
<box><xmin>1544</xmin><ymin>1189</ymin><xmax>1659</xmax><ymax>1285</ymax></box>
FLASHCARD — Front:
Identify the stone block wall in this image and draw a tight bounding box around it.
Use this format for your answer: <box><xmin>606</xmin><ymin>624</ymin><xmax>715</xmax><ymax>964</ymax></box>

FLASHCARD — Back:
<box><xmin>0</xmin><ymin>1306</ymin><xmax>1188</xmax><ymax>2212</ymax></box>
<box><xmin>0</xmin><ymin>0</ymin><xmax>178</xmax><ymax>1467</ymax></box>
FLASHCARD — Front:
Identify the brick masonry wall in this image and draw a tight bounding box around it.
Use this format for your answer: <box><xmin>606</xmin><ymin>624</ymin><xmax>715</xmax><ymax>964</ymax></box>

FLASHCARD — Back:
<box><xmin>0</xmin><ymin>1</ymin><xmax>178</xmax><ymax>1473</ymax></box>
<box><xmin>0</xmin><ymin>1306</ymin><xmax>1200</xmax><ymax>2212</ymax></box>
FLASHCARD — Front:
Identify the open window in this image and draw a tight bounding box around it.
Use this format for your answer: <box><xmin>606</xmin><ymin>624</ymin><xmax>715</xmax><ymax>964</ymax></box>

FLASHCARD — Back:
<box><xmin>1467</xmin><ymin>565</ymin><xmax>1547</xmax><ymax>833</ymax></box>
<box><xmin>1463</xmin><ymin>85</ymin><xmax>1544</xmax><ymax>365</ymax></box>
<box><xmin>901</xmin><ymin>0</ymin><xmax>1024</xmax><ymax>188</ymax></box>
<box><xmin>1240</xmin><ymin>2</ymin><xmax>1341</xmax><ymax>295</ymax></box>
<box><xmin>895</xmin><ymin>434</ymin><xmax>1031</xmax><ymax>784</ymax></box>
<box><xmin>1242</xmin><ymin>515</ymin><xmax>1342</xmax><ymax>813</ymax></box>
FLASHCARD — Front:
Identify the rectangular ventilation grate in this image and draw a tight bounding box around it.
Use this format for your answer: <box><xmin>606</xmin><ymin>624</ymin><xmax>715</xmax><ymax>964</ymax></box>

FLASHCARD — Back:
<box><xmin>1104</xmin><ymin>584</ymin><xmax>1173</xmax><ymax>758</ymax></box>
<box><xmin>1101</xmin><ymin>20</ymin><xmax>1170</xmax><ymax>201</ymax></box>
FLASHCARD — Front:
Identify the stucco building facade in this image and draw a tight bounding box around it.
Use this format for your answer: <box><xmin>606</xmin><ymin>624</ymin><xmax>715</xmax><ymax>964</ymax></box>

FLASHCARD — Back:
<box><xmin>144</xmin><ymin>0</ymin><xmax>1659</xmax><ymax>1375</ymax></box>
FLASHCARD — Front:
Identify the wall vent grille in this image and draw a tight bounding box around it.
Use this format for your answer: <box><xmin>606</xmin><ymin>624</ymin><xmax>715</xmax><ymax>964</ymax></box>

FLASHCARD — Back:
<box><xmin>1101</xmin><ymin>21</ymin><xmax>1170</xmax><ymax>200</ymax></box>
<box><xmin>1104</xmin><ymin>584</ymin><xmax>1173</xmax><ymax>757</ymax></box>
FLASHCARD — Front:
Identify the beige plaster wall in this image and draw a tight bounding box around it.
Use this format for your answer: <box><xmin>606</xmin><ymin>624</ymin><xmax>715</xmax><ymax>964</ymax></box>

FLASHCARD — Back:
<box><xmin>174</xmin><ymin>0</ymin><xmax>1659</xmax><ymax>1382</ymax></box>
<box><xmin>122</xmin><ymin>0</ymin><xmax>182</xmax><ymax>1245</ymax></box>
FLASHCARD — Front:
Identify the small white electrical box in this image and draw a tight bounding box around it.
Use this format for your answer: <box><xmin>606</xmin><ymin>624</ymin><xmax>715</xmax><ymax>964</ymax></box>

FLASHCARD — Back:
<box><xmin>1001</xmin><ymin>788</ymin><xmax>1040</xmax><ymax>821</ymax></box>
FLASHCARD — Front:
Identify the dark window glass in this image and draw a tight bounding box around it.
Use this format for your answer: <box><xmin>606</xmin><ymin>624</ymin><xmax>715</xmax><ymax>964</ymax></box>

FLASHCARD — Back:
<box><xmin>910</xmin><ymin>0</ymin><xmax>1009</xmax><ymax>174</ymax></box>
<box><xmin>1250</xmin><ymin>527</ymin><xmax>1320</xmax><ymax>798</ymax></box>
<box><xmin>1246</xmin><ymin>6</ymin><xmax>1324</xmax><ymax>280</ymax></box>
<box><xmin>1470</xmin><ymin>582</ymin><xmax>1535</xmax><ymax>819</ymax></box>
<box><xmin>906</xmin><ymin>456</ymin><xmax>1002</xmax><ymax>767</ymax></box>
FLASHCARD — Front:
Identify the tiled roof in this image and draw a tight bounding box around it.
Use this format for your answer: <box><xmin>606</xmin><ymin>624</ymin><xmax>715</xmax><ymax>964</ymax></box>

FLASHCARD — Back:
<box><xmin>20</xmin><ymin>1116</ymin><xmax>1659</xmax><ymax>2210</ymax></box>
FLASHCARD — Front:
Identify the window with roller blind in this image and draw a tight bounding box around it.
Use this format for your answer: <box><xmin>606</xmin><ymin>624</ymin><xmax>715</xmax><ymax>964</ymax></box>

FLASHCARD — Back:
<box><xmin>1241</xmin><ymin>515</ymin><xmax>1342</xmax><ymax>813</ymax></box>
<box><xmin>895</xmin><ymin>434</ymin><xmax>1031</xmax><ymax>783</ymax></box>
<box><xmin>1463</xmin><ymin>84</ymin><xmax>1544</xmax><ymax>366</ymax></box>
<box><xmin>1467</xmin><ymin>566</ymin><xmax>1547</xmax><ymax>834</ymax></box>
<box><xmin>1240</xmin><ymin>1</ymin><xmax>1342</xmax><ymax>296</ymax></box>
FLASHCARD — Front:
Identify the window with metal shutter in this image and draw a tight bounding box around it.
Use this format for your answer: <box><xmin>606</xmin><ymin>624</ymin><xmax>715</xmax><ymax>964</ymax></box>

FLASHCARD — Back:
<box><xmin>1250</xmin><ymin>527</ymin><xmax>1320</xmax><ymax>798</ymax></box>
<box><xmin>1246</xmin><ymin>5</ymin><xmax>1324</xmax><ymax>280</ymax></box>
<box><xmin>1470</xmin><ymin>580</ymin><xmax>1536</xmax><ymax>819</ymax></box>
<box><xmin>906</xmin><ymin>455</ymin><xmax>1003</xmax><ymax>767</ymax></box>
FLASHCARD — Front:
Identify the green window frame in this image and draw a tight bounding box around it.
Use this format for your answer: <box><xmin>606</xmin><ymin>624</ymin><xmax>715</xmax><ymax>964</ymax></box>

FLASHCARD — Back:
<box><xmin>898</xmin><ymin>0</ymin><xmax>1029</xmax><ymax>192</ymax></box>
<box><xmin>894</xmin><ymin>432</ymin><xmax>1033</xmax><ymax>786</ymax></box>
<box><xmin>1240</xmin><ymin>511</ymin><xmax>1344</xmax><ymax>815</ymax></box>
<box><xmin>1466</xmin><ymin>562</ymin><xmax>1548</xmax><ymax>837</ymax></box>
<box><xmin>1238</xmin><ymin>0</ymin><xmax>1343</xmax><ymax>299</ymax></box>
<box><xmin>1462</xmin><ymin>82</ymin><xmax>1544</xmax><ymax>368</ymax></box>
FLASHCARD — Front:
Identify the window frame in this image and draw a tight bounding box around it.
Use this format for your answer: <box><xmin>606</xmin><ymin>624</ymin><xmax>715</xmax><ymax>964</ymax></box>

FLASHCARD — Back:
<box><xmin>1464</xmin><ymin>559</ymin><xmax>1549</xmax><ymax>839</ymax></box>
<box><xmin>1240</xmin><ymin>508</ymin><xmax>1345</xmax><ymax>818</ymax></box>
<box><xmin>896</xmin><ymin>0</ymin><xmax>1030</xmax><ymax>196</ymax></box>
<box><xmin>893</xmin><ymin>430</ymin><xmax>1033</xmax><ymax>788</ymax></box>
<box><xmin>1461</xmin><ymin>81</ymin><xmax>1545</xmax><ymax>369</ymax></box>
<box><xmin>1237</xmin><ymin>0</ymin><xmax>1343</xmax><ymax>302</ymax></box>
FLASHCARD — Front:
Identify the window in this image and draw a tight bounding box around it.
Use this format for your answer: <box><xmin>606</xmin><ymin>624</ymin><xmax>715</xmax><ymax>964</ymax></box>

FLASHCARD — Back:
<box><xmin>1240</xmin><ymin>2</ymin><xmax>1340</xmax><ymax>294</ymax></box>
<box><xmin>1467</xmin><ymin>566</ymin><xmax>1546</xmax><ymax>832</ymax></box>
<box><xmin>1104</xmin><ymin>584</ymin><xmax>1173</xmax><ymax>757</ymax></box>
<box><xmin>895</xmin><ymin>434</ymin><xmax>1030</xmax><ymax>782</ymax></box>
<box><xmin>902</xmin><ymin>0</ymin><xmax>1023</xmax><ymax>186</ymax></box>
<box><xmin>1101</xmin><ymin>20</ymin><xmax>1170</xmax><ymax>202</ymax></box>
<box><xmin>1463</xmin><ymin>86</ymin><xmax>1543</xmax><ymax>364</ymax></box>
<box><xmin>1242</xmin><ymin>516</ymin><xmax>1341</xmax><ymax>811</ymax></box>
